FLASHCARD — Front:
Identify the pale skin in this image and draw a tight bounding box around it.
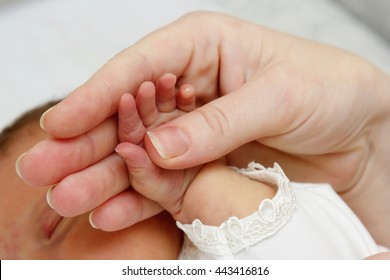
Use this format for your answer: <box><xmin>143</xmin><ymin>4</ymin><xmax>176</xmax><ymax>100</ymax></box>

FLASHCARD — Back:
<box><xmin>0</xmin><ymin>94</ymin><xmax>275</xmax><ymax>259</ymax></box>
<box><xmin>111</xmin><ymin>73</ymin><xmax>275</xmax><ymax>227</ymax></box>
<box><xmin>0</xmin><ymin>122</ymin><xmax>182</xmax><ymax>259</ymax></box>
<box><xmin>114</xmin><ymin>74</ymin><xmax>390</xmax><ymax>262</ymax></box>
<box><xmin>2</xmin><ymin>117</ymin><xmax>388</xmax><ymax>259</ymax></box>
<box><xmin>16</xmin><ymin>12</ymin><xmax>390</xmax><ymax>247</ymax></box>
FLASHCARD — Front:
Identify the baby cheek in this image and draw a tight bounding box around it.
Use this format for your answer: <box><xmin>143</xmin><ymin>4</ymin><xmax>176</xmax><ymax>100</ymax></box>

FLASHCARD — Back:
<box><xmin>0</xmin><ymin>227</ymin><xmax>23</xmax><ymax>259</ymax></box>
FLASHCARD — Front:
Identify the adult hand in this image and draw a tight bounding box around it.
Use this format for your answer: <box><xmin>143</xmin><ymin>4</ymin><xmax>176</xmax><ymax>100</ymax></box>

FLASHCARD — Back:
<box><xmin>365</xmin><ymin>252</ymin><xmax>390</xmax><ymax>260</ymax></box>
<box><xmin>17</xmin><ymin>12</ymin><xmax>390</xmax><ymax>246</ymax></box>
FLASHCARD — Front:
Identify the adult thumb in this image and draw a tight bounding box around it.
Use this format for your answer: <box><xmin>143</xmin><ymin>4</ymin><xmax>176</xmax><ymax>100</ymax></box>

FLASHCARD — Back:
<box><xmin>144</xmin><ymin>78</ymin><xmax>297</xmax><ymax>169</ymax></box>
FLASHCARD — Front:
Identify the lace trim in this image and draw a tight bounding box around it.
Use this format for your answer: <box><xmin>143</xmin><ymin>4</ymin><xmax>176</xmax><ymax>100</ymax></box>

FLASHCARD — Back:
<box><xmin>177</xmin><ymin>162</ymin><xmax>296</xmax><ymax>256</ymax></box>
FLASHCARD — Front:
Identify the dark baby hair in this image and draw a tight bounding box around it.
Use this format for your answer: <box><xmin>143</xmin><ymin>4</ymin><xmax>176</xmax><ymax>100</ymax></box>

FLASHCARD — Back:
<box><xmin>0</xmin><ymin>100</ymin><xmax>60</xmax><ymax>154</ymax></box>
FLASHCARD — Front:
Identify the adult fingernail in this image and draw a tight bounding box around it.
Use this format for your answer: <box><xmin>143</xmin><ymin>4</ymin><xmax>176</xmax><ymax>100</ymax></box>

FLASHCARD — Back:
<box><xmin>89</xmin><ymin>211</ymin><xmax>99</xmax><ymax>229</ymax></box>
<box><xmin>15</xmin><ymin>152</ymin><xmax>26</xmax><ymax>179</ymax></box>
<box><xmin>46</xmin><ymin>186</ymin><xmax>55</xmax><ymax>209</ymax></box>
<box><xmin>147</xmin><ymin>126</ymin><xmax>190</xmax><ymax>159</ymax></box>
<box><xmin>39</xmin><ymin>106</ymin><xmax>53</xmax><ymax>131</ymax></box>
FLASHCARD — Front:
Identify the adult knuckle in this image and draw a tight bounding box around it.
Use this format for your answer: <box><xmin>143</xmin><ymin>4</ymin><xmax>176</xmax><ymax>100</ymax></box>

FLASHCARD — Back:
<box><xmin>196</xmin><ymin>104</ymin><xmax>230</xmax><ymax>136</ymax></box>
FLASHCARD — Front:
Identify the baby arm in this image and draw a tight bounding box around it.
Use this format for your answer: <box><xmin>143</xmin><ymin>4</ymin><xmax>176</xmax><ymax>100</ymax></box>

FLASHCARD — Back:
<box><xmin>181</xmin><ymin>160</ymin><xmax>276</xmax><ymax>226</ymax></box>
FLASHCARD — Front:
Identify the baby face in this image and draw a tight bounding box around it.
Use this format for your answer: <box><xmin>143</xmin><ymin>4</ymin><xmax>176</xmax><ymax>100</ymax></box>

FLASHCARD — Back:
<box><xmin>0</xmin><ymin>123</ymin><xmax>181</xmax><ymax>259</ymax></box>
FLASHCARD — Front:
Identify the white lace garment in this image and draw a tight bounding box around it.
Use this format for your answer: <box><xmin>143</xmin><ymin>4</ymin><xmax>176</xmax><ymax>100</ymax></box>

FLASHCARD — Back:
<box><xmin>177</xmin><ymin>162</ymin><xmax>381</xmax><ymax>259</ymax></box>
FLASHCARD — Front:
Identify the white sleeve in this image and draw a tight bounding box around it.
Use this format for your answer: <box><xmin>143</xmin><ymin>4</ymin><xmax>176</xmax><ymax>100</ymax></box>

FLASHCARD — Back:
<box><xmin>177</xmin><ymin>162</ymin><xmax>296</xmax><ymax>260</ymax></box>
<box><xmin>177</xmin><ymin>162</ymin><xmax>381</xmax><ymax>260</ymax></box>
